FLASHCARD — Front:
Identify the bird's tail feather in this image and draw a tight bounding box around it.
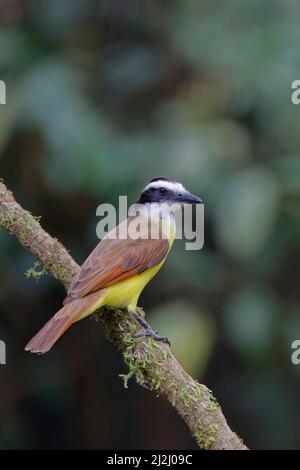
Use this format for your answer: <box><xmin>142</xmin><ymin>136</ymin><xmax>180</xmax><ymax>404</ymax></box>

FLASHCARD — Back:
<box><xmin>25</xmin><ymin>291</ymin><xmax>104</xmax><ymax>354</ymax></box>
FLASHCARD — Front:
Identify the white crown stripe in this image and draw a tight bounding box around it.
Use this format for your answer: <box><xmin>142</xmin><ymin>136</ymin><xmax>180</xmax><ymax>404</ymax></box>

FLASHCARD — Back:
<box><xmin>144</xmin><ymin>180</ymin><xmax>186</xmax><ymax>193</ymax></box>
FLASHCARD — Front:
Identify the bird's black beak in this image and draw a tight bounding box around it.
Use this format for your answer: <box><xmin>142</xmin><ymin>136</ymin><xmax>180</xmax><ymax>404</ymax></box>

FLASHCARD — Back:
<box><xmin>175</xmin><ymin>191</ymin><xmax>203</xmax><ymax>204</ymax></box>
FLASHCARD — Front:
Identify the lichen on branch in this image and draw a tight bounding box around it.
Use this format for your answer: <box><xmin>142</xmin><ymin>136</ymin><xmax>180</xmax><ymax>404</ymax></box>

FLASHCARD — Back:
<box><xmin>0</xmin><ymin>180</ymin><xmax>247</xmax><ymax>450</ymax></box>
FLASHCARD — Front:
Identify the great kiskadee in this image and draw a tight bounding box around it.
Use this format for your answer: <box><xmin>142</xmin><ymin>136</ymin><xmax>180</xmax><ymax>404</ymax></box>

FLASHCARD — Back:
<box><xmin>25</xmin><ymin>177</ymin><xmax>202</xmax><ymax>354</ymax></box>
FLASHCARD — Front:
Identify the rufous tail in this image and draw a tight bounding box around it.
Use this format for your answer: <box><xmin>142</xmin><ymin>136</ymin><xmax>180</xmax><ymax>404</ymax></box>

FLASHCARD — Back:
<box><xmin>25</xmin><ymin>291</ymin><xmax>103</xmax><ymax>354</ymax></box>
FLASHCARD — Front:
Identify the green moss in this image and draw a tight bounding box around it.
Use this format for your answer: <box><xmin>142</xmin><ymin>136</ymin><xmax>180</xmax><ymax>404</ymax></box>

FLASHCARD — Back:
<box><xmin>123</xmin><ymin>336</ymin><xmax>168</xmax><ymax>390</ymax></box>
<box><xmin>1</xmin><ymin>209</ymin><xmax>16</xmax><ymax>231</ymax></box>
<box><xmin>20</xmin><ymin>210</ymin><xmax>39</xmax><ymax>238</ymax></box>
<box><xmin>114</xmin><ymin>314</ymin><xmax>167</xmax><ymax>387</ymax></box>
<box><xmin>194</xmin><ymin>423</ymin><xmax>219</xmax><ymax>450</ymax></box>
<box><xmin>25</xmin><ymin>261</ymin><xmax>48</xmax><ymax>281</ymax></box>
<box><xmin>51</xmin><ymin>256</ymin><xmax>73</xmax><ymax>287</ymax></box>
<box><xmin>119</xmin><ymin>370</ymin><xmax>135</xmax><ymax>389</ymax></box>
<box><xmin>94</xmin><ymin>307</ymin><xmax>169</xmax><ymax>391</ymax></box>
<box><xmin>0</xmin><ymin>206</ymin><xmax>39</xmax><ymax>240</ymax></box>
<box><xmin>202</xmin><ymin>387</ymin><xmax>220</xmax><ymax>412</ymax></box>
<box><xmin>1</xmin><ymin>206</ymin><xmax>42</xmax><ymax>252</ymax></box>
<box><xmin>150</xmin><ymin>367</ymin><xmax>165</xmax><ymax>391</ymax></box>
<box><xmin>179</xmin><ymin>383</ymin><xmax>220</xmax><ymax>412</ymax></box>
<box><xmin>179</xmin><ymin>383</ymin><xmax>204</xmax><ymax>407</ymax></box>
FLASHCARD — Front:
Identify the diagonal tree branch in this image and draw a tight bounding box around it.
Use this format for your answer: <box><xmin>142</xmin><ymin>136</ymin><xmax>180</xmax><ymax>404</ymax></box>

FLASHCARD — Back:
<box><xmin>0</xmin><ymin>180</ymin><xmax>247</xmax><ymax>450</ymax></box>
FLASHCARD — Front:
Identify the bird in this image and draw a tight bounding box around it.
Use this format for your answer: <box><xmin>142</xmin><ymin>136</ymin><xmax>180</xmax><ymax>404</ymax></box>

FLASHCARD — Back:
<box><xmin>25</xmin><ymin>177</ymin><xmax>202</xmax><ymax>354</ymax></box>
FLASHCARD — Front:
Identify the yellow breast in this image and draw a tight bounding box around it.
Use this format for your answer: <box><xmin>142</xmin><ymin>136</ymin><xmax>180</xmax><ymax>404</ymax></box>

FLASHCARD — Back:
<box><xmin>103</xmin><ymin>216</ymin><xmax>175</xmax><ymax>312</ymax></box>
<box><xmin>102</xmin><ymin>261</ymin><xmax>163</xmax><ymax>312</ymax></box>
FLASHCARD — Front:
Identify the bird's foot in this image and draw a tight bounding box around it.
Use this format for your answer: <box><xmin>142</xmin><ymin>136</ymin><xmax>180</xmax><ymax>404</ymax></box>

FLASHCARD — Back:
<box><xmin>131</xmin><ymin>311</ymin><xmax>170</xmax><ymax>345</ymax></box>
<box><xmin>131</xmin><ymin>311</ymin><xmax>148</xmax><ymax>330</ymax></box>
<box><xmin>135</xmin><ymin>328</ymin><xmax>170</xmax><ymax>345</ymax></box>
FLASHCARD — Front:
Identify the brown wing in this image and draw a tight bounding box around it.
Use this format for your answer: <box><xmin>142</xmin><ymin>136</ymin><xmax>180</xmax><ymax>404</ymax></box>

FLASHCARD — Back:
<box><xmin>64</xmin><ymin>216</ymin><xmax>169</xmax><ymax>304</ymax></box>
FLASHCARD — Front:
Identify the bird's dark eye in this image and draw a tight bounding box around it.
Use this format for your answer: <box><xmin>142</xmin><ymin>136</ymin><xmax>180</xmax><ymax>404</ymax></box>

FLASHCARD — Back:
<box><xmin>159</xmin><ymin>187</ymin><xmax>166</xmax><ymax>194</ymax></box>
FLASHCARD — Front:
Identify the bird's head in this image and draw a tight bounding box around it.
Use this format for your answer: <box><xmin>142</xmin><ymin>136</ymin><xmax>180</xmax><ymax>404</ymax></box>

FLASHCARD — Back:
<box><xmin>137</xmin><ymin>177</ymin><xmax>202</xmax><ymax>206</ymax></box>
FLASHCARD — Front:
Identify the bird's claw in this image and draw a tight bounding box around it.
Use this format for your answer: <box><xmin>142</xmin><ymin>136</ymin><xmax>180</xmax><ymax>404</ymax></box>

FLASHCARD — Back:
<box><xmin>135</xmin><ymin>328</ymin><xmax>170</xmax><ymax>346</ymax></box>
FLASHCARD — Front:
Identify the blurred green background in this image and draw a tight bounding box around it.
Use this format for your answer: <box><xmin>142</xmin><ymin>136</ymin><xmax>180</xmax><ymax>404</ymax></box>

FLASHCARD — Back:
<box><xmin>0</xmin><ymin>0</ymin><xmax>300</xmax><ymax>450</ymax></box>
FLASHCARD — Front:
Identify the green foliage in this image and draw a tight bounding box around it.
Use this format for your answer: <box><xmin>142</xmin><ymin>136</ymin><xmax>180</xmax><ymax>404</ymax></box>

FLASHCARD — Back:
<box><xmin>1</xmin><ymin>0</ymin><xmax>300</xmax><ymax>450</ymax></box>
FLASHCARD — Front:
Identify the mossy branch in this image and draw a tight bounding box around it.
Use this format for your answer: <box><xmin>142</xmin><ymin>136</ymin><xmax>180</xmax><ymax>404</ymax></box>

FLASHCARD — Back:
<box><xmin>0</xmin><ymin>181</ymin><xmax>247</xmax><ymax>450</ymax></box>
